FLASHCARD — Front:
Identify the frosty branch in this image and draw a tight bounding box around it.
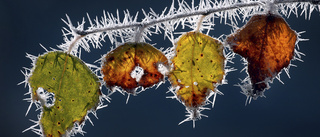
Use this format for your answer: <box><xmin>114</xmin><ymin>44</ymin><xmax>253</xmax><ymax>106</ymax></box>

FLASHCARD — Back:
<box><xmin>65</xmin><ymin>0</ymin><xmax>319</xmax><ymax>53</ymax></box>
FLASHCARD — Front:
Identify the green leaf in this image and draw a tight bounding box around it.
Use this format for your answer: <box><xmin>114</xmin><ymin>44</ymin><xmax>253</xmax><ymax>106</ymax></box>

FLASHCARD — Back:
<box><xmin>29</xmin><ymin>51</ymin><xmax>100</xmax><ymax>137</ymax></box>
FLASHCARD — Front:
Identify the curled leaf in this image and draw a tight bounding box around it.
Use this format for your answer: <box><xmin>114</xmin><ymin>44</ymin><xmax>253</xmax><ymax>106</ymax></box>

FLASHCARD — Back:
<box><xmin>169</xmin><ymin>32</ymin><xmax>225</xmax><ymax>108</ymax></box>
<box><xmin>101</xmin><ymin>42</ymin><xmax>168</xmax><ymax>94</ymax></box>
<box><xmin>226</xmin><ymin>13</ymin><xmax>297</xmax><ymax>99</ymax></box>
<box><xmin>29</xmin><ymin>51</ymin><xmax>101</xmax><ymax>137</ymax></box>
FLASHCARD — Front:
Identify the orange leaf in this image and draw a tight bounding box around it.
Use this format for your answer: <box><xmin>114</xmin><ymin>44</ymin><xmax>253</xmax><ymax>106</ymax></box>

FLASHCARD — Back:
<box><xmin>101</xmin><ymin>42</ymin><xmax>168</xmax><ymax>94</ymax></box>
<box><xmin>226</xmin><ymin>13</ymin><xmax>297</xmax><ymax>98</ymax></box>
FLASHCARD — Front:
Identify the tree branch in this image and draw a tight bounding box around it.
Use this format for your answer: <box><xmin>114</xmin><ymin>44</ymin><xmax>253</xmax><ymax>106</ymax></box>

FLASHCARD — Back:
<box><xmin>64</xmin><ymin>0</ymin><xmax>319</xmax><ymax>53</ymax></box>
<box><xmin>74</xmin><ymin>0</ymin><xmax>317</xmax><ymax>36</ymax></box>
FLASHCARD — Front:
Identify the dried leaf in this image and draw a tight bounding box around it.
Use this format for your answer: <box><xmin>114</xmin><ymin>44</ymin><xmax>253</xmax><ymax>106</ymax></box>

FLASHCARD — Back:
<box><xmin>101</xmin><ymin>42</ymin><xmax>168</xmax><ymax>94</ymax></box>
<box><xmin>29</xmin><ymin>51</ymin><xmax>101</xmax><ymax>137</ymax></box>
<box><xmin>226</xmin><ymin>13</ymin><xmax>297</xmax><ymax>98</ymax></box>
<box><xmin>169</xmin><ymin>32</ymin><xmax>225</xmax><ymax>108</ymax></box>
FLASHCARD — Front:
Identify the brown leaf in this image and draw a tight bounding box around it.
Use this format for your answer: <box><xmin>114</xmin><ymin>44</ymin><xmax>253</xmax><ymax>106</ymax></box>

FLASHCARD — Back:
<box><xmin>226</xmin><ymin>13</ymin><xmax>297</xmax><ymax>98</ymax></box>
<box><xmin>101</xmin><ymin>42</ymin><xmax>168</xmax><ymax>94</ymax></box>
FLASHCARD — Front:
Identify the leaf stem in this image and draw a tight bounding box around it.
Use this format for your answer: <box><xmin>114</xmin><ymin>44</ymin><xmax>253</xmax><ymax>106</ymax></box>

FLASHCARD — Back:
<box><xmin>194</xmin><ymin>15</ymin><xmax>206</xmax><ymax>33</ymax></box>
<box><xmin>67</xmin><ymin>35</ymin><xmax>82</xmax><ymax>54</ymax></box>
<box><xmin>134</xmin><ymin>25</ymin><xmax>146</xmax><ymax>43</ymax></box>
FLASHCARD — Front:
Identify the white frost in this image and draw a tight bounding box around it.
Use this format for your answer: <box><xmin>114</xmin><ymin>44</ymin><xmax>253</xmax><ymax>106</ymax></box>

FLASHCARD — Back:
<box><xmin>36</xmin><ymin>87</ymin><xmax>55</xmax><ymax>108</ymax></box>
<box><xmin>130</xmin><ymin>66</ymin><xmax>144</xmax><ymax>82</ymax></box>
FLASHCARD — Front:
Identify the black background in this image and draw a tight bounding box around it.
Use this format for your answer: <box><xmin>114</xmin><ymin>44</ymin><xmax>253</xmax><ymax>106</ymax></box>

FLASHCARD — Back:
<box><xmin>1</xmin><ymin>0</ymin><xmax>320</xmax><ymax>137</ymax></box>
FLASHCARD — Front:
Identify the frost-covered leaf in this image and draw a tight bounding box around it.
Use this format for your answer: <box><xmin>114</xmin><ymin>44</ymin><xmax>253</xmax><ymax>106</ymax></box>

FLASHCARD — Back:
<box><xmin>169</xmin><ymin>32</ymin><xmax>225</xmax><ymax>108</ymax></box>
<box><xmin>28</xmin><ymin>51</ymin><xmax>101</xmax><ymax>137</ymax></box>
<box><xmin>226</xmin><ymin>13</ymin><xmax>297</xmax><ymax>99</ymax></box>
<box><xmin>101</xmin><ymin>42</ymin><xmax>168</xmax><ymax>94</ymax></box>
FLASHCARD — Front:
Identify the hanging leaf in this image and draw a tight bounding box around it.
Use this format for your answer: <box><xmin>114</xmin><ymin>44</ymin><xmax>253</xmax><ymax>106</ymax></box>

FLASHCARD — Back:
<box><xmin>226</xmin><ymin>13</ymin><xmax>297</xmax><ymax>99</ymax></box>
<box><xmin>169</xmin><ymin>32</ymin><xmax>225</xmax><ymax>108</ymax></box>
<box><xmin>29</xmin><ymin>51</ymin><xmax>101</xmax><ymax>137</ymax></box>
<box><xmin>101</xmin><ymin>42</ymin><xmax>168</xmax><ymax>94</ymax></box>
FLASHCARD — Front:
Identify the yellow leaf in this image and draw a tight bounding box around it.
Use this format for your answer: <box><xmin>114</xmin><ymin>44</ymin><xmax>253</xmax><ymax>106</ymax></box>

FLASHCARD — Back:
<box><xmin>169</xmin><ymin>32</ymin><xmax>225</xmax><ymax>108</ymax></box>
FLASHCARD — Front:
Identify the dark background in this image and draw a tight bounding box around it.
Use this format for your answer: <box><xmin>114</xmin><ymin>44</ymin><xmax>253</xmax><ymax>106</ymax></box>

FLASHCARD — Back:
<box><xmin>1</xmin><ymin>0</ymin><xmax>320</xmax><ymax>137</ymax></box>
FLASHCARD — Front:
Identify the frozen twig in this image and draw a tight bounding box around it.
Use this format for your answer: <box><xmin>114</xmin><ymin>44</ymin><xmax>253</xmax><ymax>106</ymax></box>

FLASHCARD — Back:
<box><xmin>61</xmin><ymin>0</ymin><xmax>319</xmax><ymax>54</ymax></box>
<box><xmin>74</xmin><ymin>0</ymin><xmax>317</xmax><ymax>36</ymax></box>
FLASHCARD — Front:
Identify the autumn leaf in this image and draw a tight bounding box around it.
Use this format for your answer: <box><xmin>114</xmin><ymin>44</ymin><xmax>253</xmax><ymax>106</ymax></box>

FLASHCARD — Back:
<box><xmin>226</xmin><ymin>13</ymin><xmax>297</xmax><ymax>99</ymax></box>
<box><xmin>169</xmin><ymin>32</ymin><xmax>225</xmax><ymax>108</ymax></box>
<box><xmin>28</xmin><ymin>51</ymin><xmax>101</xmax><ymax>137</ymax></box>
<box><xmin>101</xmin><ymin>42</ymin><xmax>168</xmax><ymax>94</ymax></box>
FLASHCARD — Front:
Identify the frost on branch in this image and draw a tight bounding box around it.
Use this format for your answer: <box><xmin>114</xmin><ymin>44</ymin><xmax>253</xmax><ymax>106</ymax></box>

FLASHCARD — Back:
<box><xmin>58</xmin><ymin>0</ymin><xmax>319</xmax><ymax>55</ymax></box>
<box><xmin>59</xmin><ymin>0</ymin><xmax>257</xmax><ymax>52</ymax></box>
